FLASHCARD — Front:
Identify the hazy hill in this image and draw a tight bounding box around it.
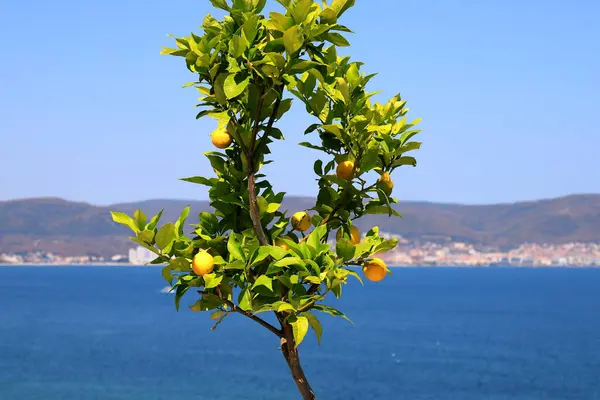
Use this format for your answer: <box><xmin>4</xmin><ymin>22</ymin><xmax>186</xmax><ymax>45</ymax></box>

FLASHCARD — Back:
<box><xmin>0</xmin><ymin>194</ymin><xmax>599</xmax><ymax>257</ymax></box>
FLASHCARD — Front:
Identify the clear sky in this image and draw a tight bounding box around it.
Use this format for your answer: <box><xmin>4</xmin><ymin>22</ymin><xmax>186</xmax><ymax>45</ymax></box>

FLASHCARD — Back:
<box><xmin>0</xmin><ymin>0</ymin><xmax>598</xmax><ymax>206</ymax></box>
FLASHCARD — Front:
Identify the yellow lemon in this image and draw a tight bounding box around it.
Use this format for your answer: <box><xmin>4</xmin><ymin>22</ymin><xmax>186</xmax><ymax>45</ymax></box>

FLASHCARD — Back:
<box><xmin>211</xmin><ymin>129</ymin><xmax>232</xmax><ymax>149</ymax></box>
<box><xmin>336</xmin><ymin>225</ymin><xmax>361</xmax><ymax>245</ymax></box>
<box><xmin>291</xmin><ymin>212</ymin><xmax>311</xmax><ymax>232</ymax></box>
<box><xmin>192</xmin><ymin>251</ymin><xmax>214</xmax><ymax>276</ymax></box>
<box><xmin>336</xmin><ymin>161</ymin><xmax>355</xmax><ymax>181</ymax></box>
<box><xmin>362</xmin><ymin>257</ymin><xmax>388</xmax><ymax>282</ymax></box>
<box><xmin>378</xmin><ymin>171</ymin><xmax>394</xmax><ymax>195</ymax></box>
<box><xmin>275</xmin><ymin>236</ymin><xmax>292</xmax><ymax>250</ymax></box>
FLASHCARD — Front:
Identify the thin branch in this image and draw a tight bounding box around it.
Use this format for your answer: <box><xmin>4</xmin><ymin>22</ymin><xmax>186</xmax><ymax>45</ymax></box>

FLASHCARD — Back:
<box><xmin>307</xmin><ymin>284</ymin><xmax>320</xmax><ymax>295</ymax></box>
<box><xmin>254</xmin><ymin>86</ymin><xmax>284</xmax><ymax>156</ymax></box>
<box><xmin>297</xmin><ymin>289</ymin><xmax>330</xmax><ymax>314</ymax></box>
<box><xmin>210</xmin><ymin>310</ymin><xmax>230</xmax><ymax>331</ymax></box>
<box><xmin>247</xmin><ymin>87</ymin><xmax>270</xmax><ymax>246</ymax></box>
<box><xmin>199</xmin><ymin>291</ymin><xmax>282</xmax><ymax>337</ymax></box>
<box><xmin>320</xmin><ymin>205</ymin><xmax>340</xmax><ymax>226</ymax></box>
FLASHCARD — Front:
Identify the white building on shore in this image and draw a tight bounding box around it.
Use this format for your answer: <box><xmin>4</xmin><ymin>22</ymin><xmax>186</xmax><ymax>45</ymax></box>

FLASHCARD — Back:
<box><xmin>128</xmin><ymin>246</ymin><xmax>156</xmax><ymax>265</ymax></box>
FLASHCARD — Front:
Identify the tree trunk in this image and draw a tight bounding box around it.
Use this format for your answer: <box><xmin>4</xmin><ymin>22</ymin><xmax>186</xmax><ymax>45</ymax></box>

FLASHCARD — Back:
<box><xmin>281</xmin><ymin>322</ymin><xmax>317</xmax><ymax>399</ymax></box>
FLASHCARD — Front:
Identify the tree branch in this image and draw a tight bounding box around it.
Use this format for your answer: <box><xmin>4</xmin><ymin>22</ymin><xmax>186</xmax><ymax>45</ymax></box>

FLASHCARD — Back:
<box><xmin>247</xmin><ymin>88</ymin><xmax>270</xmax><ymax>246</ymax></box>
<box><xmin>198</xmin><ymin>291</ymin><xmax>282</xmax><ymax>337</ymax></box>
<box><xmin>254</xmin><ymin>86</ymin><xmax>284</xmax><ymax>157</ymax></box>
<box><xmin>247</xmin><ymin>85</ymin><xmax>286</xmax><ymax>247</ymax></box>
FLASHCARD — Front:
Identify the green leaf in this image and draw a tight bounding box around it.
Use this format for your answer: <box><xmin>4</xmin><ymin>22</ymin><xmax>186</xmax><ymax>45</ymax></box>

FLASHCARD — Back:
<box><xmin>273</xmin><ymin>257</ymin><xmax>305</xmax><ymax>267</ymax></box>
<box><xmin>336</xmin><ymin>239</ymin><xmax>356</xmax><ymax>262</ymax></box>
<box><xmin>146</xmin><ymin>209</ymin><xmax>164</xmax><ymax>231</ymax></box>
<box><xmin>175</xmin><ymin>206</ymin><xmax>191</xmax><ymax>235</ymax></box>
<box><xmin>257</xmin><ymin>196</ymin><xmax>269</xmax><ymax>216</ymax></box>
<box><xmin>303</xmin><ymin>312</ymin><xmax>323</xmax><ymax>345</ymax></box>
<box><xmin>312</xmin><ymin>304</ymin><xmax>353</xmax><ymax>324</ymax></box>
<box><xmin>213</xmin><ymin>73</ymin><xmax>228</xmax><ymax>105</ymax></box>
<box><xmin>110</xmin><ymin>212</ymin><xmax>140</xmax><ymax>233</ymax></box>
<box><xmin>313</xmin><ymin>159</ymin><xmax>323</xmax><ymax>176</ymax></box>
<box><xmin>174</xmin><ymin>284</ymin><xmax>190</xmax><ymax>311</ymax></box>
<box><xmin>133</xmin><ymin>210</ymin><xmax>147</xmax><ymax>231</ymax></box>
<box><xmin>365</xmin><ymin>204</ymin><xmax>402</xmax><ymax>217</ymax></box>
<box><xmin>290</xmin><ymin>316</ymin><xmax>309</xmax><ymax>347</ymax></box>
<box><xmin>252</xmin><ymin>245</ymin><xmax>288</xmax><ymax>266</ymax></box>
<box><xmin>288</xmin><ymin>60</ymin><xmax>322</xmax><ymax>74</ymax></box>
<box><xmin>209</xmin><ymin>0</ymin><xmax>231</xmax><ymax>10</ymax></box>
<box><xmin>276</xmin><ymin>302</ymin><xmax>296</xmax><ymax>312</ymax></box>
<box><xmin>329</xmin><ymin>0</ymin><xmax>355</xmax><ymax>17</ymax></box>
<box><xmin>299</xmin><ymin>142</ymin><xmax>326</xmax><ymax>151</ymax></box>
<box><xmin>252</xmin><ymin>275</ymin><xmax>274</xmax><ymax>293</ymax></box>
<box><xmin>213</xmin><ymin>256</ymin><xmax>226</xmax><ymax>266</ymax></box>
<box><xmin>227</xmin><ymin>234</ymin><xmax>246</xmax><ymax>261</ymax></box>
<box><xmin>161</xmin><ymin>266</ymin><xmax>173</xmax><ymax>284</ymax></box>
<box><xmin>307</xmin><ymin>225</ymin><xmax>327</xmax><ymax>252</ymax></box>
<box><xmin>203</xmin><ymin>273</ymin><xmax>223</xmax><ymax>289</ymax></box>
<box><xmin>223</xmin><ymin>260</ymin><xmax>246</xmax><ymax>270</ymax></box>
<box><xmin>291</xmin><ymin>0</ymin><xmax>313</xmax><ymax>23</ymax></box>
<box><xmin>375</xmin><ymin>238</ymin><xmax>399</xmax><ymax>253</ymax></box>
<box><xmin>210</xmin><ymin>310</ymin><xmax>224</xmax><ymax>320</ymax></box>
<box><xmin>283</xmin><ymin>26</ymin><xmax>303</xmax><ymax>54</ymax></box>
<box><xmin>399</xmin><ymin>142</ymin><xmax>422</xmax><ymax>154</ymax></box>
<box><xmin>238</xmin><ymin>287</ymin><xmax>253</xmax><ymax>311</ymax></box>
<box><xmin>346</xmin><ymin>269</ymin><xmax>364</xmax><ymax>285</ymax></box>
<box><xmin>180</xmin><ymin>176</ymin><xmax>214</xmax><ymax>186</ymax></box>
<box><xmin>242</xmin><ymin>15</ymin><xmax>260</xmax><ymax>44</ymax></box>
<box><xmin>137</xmin><ymin>229</ymin><xmax>154</xmax><ymax>244</ymax></box>
<box><xmin>264</xmin><ymin>38</ymin><xmax>285</xmax><ymax>53</ymax></box>
<box><xmin>169</xmin><ymin>257</ymin><xmax>191</xmax><ymax>271</ymax></box>
<box><xmin>325</xmin><ymin>32</ymin><xmax>350</xmax><ymax>47</ymax></box>
<box><xmin>393</xmin><ymin>156</ymin><xmax>417</xmax><ymax>167</ymax></box>
<box><xmin>199</xmin><ymin>212</ymin><xmax>219</xmax><ymax>235</ymax></box>
<box><xmin>228</xmin><ymin>36</ymin><xmax>246</xmax><ymax>58</ymax></box>
<box><xmin>224</xmin><ymin>74</ymin><xmax>251</xmax><ymax>99</ymax></box>
<box><xmin>304</xmin><ymin>276</ymin><xmax>322</xmax><ymax>285</ymax></box>
<box><xmin>319</xmin><ymin>8</ymin><xmax>337</xmax><ymax>24</ymax></box>
<box><xmin>155</xmin><ymin>223</ymin><xmax>177</xmax><ymax>250</ymax></box>
<box><xmin>267</xmin><ymin>203</ymin><xmax>281</xmax><ymax>213</ymax></box>
<box><xmin>160</xmin><ymin>47</ymin><xmax>188</xmax><ymax>57</ymax></box>
<box><xmin>321</xmin><ymin>124</ymin><xmax>343</xmax><ymax>137</ymax></box>
<box><xmin>346</xmin><ymin>63</ymin><xmax>360</xmax><ymax>87</ymax></box>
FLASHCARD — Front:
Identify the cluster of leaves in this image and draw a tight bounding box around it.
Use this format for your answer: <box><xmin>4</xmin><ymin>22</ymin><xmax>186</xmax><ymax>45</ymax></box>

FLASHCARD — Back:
<box><xmin>111</xmin><ymin>0</ymin><xmax>421</xmax><ymax>347</ymax></box>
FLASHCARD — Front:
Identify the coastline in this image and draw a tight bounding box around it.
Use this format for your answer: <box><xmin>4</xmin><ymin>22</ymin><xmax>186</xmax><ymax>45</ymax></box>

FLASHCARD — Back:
<box><xmin>1</xmin><ymin>263</ymin><xmax>599</xmax><ymax>269</ymax></box>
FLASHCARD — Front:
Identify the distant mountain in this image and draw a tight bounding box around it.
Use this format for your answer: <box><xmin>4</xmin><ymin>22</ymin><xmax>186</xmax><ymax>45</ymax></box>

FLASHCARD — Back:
<box><xmin>1</xmin><ymin>194</ymin><xmax>599</xmax><ymax>257</ymax></box>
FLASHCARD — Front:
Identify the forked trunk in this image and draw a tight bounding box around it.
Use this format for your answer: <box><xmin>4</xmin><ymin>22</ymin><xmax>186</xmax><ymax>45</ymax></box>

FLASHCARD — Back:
<box><xmin>281</xmin><ymin>322</ymin><xmax>317</xmax><ymax>399</ymax></box>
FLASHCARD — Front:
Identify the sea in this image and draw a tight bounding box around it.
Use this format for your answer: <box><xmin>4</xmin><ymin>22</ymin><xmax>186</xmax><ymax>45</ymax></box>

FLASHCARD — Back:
<box><xmin>0</xmin><ymin>266</ymin><xmax>599</xmax><ymax>400</ymax></box>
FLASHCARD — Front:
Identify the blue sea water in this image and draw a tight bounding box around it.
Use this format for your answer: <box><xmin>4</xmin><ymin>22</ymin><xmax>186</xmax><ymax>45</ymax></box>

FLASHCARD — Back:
<box><xmin>0</xmin><ymin>267</ymin><xmax>599</xmax><ymax>400</ymax></box>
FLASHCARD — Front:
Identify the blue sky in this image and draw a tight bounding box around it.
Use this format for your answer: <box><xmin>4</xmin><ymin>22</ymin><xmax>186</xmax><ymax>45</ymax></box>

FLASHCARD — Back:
<box><xmin>0</xmin><ymin>0</ymin><xmax>598</xmax><ymax>206</ymax></box>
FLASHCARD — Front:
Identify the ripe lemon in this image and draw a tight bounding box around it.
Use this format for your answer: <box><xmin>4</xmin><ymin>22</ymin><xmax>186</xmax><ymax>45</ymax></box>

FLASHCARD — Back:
<box><xmin>336</xmin><ymin>161</ymin><xmax>355</xmax><ymax>181</ymax></box>
<box><xmin>211</xmin><ymin>129</ymin><xmax>232</xmax><ymax>149</ymax></box>
<box><xmin>291</xmin><ymin>212</ymin><xmax>311</xmax><ymax>231</ymax></box>
<box><xmin>336</xmin><ymin>225</ymin><xmax>361</xmax><ymax>245</ymax></box>
<box><xmin>362</xmin><ymin>257</ymin><xmax>388</xmax><ymax>282</ymax></box>
<box><xmin>275</xmin><ymin>236</ymin><xmax>292</xmax><ymax>250</ymax></box>
<box><xmin>378</xmin><ymin>171</ymin><xmax>394</xmax><ymax>195</ymax></box>
<box><xmin>192</xmin><ymin>251</ymin><xmax>214</xmax><ymax>276</ymax></box>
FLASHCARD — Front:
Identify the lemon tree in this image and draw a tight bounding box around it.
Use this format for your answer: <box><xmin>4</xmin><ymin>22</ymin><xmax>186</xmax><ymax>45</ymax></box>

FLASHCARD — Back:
<box><xmin>110</xmin><ymin>1</ymin><xmax>421</xmax><ymax>398</ymax></box>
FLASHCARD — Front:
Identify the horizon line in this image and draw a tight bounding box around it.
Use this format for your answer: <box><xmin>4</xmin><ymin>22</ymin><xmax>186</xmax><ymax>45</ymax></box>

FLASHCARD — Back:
<box><xmin>1</xmin><ymin>192</ymin><xmax>599</xmax><ymax>208</ymax></box>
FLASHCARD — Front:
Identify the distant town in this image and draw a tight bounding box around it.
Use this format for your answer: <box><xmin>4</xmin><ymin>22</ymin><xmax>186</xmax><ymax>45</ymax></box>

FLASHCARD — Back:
<box><xmin>1</xmin><ymin>232</ymin><xmax>599</xmax><ymax>267</ymax></box>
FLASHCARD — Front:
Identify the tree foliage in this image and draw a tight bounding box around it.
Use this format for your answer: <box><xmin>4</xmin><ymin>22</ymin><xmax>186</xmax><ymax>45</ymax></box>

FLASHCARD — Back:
<box><xmin>111</xmin><ymin>0</ymin><xmax>421</xmax><ymax>398</ymax></box>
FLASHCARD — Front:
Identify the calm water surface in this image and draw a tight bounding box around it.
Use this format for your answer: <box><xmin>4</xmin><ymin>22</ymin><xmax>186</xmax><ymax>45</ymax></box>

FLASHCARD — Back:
<box><xmin>0</xmin><ymin>266</ymin><xmax>599</xmax><ymax>400</ymax></box>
